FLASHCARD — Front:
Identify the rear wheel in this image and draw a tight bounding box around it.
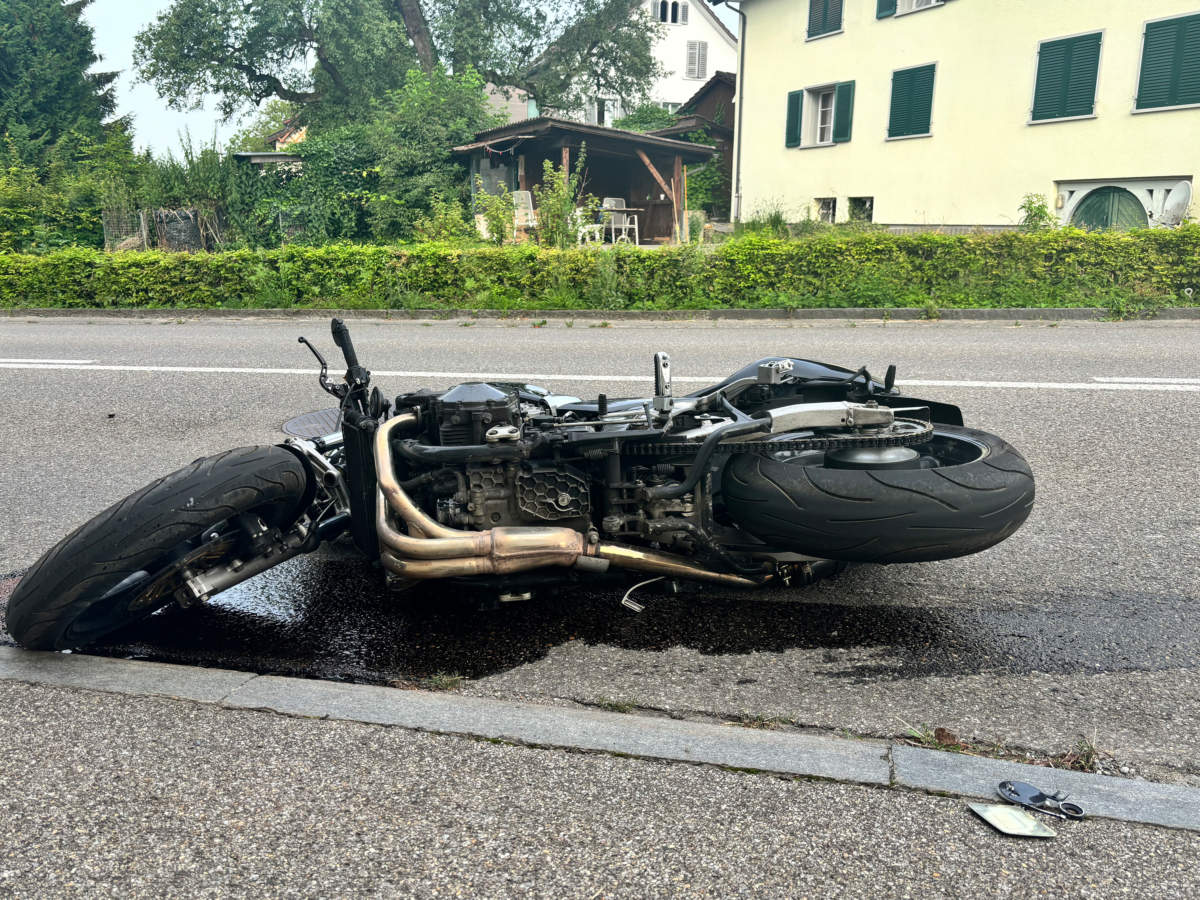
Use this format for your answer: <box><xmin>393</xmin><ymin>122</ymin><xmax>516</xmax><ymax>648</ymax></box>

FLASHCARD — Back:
<box><xmin>5</xmin><ymin>446</ymin><xmax>308</xmax><ymax>650</ymax></box>
<box><xmin>721</xmin><ymin>425</ymin><xmax>1034</xmax><ymax>563</ymax></box>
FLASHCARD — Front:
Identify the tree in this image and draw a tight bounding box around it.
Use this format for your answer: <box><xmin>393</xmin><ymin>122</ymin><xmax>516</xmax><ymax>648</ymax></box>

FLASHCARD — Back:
<box><xmin>135</xmin><ymin>0</ymin><xmax>662</xmax><ymax>124</ymax></box>
<box><xmin>425</xmin><ymin>0</ymin><xmax>663</xmax><ymax>115</ymax></box>
<box><xmin>614</xmin><ymin>103</ymin><xmax>676</xmax><ymax>133</ymax></box>
<box><xmin>134</xmin><ymin>0</ymin><xmax>414</xmax><ymax>122</ymax></box>
<box><xmin>270</xmin><ymin>66</ymin><xmax>501</xmax><ymax>242</ymax></box>
<box><xmin>0</xmin><ymin>0</ymin><xmax>117</xmax><ymax>164</ymax></box>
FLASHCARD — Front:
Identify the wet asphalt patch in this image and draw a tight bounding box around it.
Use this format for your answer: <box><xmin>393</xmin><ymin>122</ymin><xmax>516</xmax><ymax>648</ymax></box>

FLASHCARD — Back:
<box><xmin>2</xmin><ymin>550</ymin><xmax>1195</xmax><ymax>688</ymax></box>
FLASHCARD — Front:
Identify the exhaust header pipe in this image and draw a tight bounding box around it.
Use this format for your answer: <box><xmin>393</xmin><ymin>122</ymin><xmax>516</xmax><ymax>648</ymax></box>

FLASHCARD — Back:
<box><xmin>372</xmin><ymin>413</ymin><xmax>759</xmax><ymax>588</ymax></box>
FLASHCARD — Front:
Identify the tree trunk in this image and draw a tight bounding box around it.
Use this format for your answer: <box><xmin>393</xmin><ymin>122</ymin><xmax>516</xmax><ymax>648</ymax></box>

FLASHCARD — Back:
<box><xmin>392</xmin><ymin>0</ymin><xmax>437</xmax><ymax>73</ymax></box>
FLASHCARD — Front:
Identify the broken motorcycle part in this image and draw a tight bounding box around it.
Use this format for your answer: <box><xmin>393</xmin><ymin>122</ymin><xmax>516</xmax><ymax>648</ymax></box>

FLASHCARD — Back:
<box><xmin>967</xmin><ymin>803</ymin><xmax>1058</xmax><ymax>838</ymax></box>
<box><xmin>997</xmin><ymin>780</ymin><xmax>1086</xmax><ymax>820</ymax></box>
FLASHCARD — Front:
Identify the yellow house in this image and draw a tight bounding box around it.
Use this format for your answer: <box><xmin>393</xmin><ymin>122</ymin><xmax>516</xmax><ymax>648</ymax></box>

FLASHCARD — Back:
<box><xmin>727</xmin><ymin>0</ymin><xmax>1200</xmax><ymax>229</ymax></box>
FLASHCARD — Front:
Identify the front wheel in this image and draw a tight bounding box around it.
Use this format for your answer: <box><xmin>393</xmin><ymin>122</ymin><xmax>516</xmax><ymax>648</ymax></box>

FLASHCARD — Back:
<box><xmin>721</xmin><ymin>425</ymin><xmax>1034</xmax><ymax>563</ymax></box>
<box><xmin>5</xmin><ymin>446</ymin><xmax>308</xmax><ymax>650</ymax></box>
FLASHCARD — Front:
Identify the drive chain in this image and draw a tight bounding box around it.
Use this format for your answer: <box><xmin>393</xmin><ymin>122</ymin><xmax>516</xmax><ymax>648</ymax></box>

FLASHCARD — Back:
<box><xmin>624</xmin><ymin>419</ymin><xmax>934</xmax><ymax>456</ymax></box>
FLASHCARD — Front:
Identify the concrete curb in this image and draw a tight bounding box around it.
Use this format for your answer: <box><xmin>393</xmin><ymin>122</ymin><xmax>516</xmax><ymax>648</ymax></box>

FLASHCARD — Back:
<box><xmin>2</xmin><ymin>647</ymin><xmax>1198</xmax><ymax>832</ymax></box>
<box><xmin>6</xmin><ymin>306</ymin><xmax>1200</xmax><ymax>321</ymax></box>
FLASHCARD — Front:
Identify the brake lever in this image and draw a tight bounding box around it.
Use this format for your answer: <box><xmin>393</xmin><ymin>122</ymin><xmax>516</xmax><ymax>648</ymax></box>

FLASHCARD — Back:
<box><xmin>298</xmin><ymin>336</ymin><xmax>346</xmax><ymax>400</ymax></box>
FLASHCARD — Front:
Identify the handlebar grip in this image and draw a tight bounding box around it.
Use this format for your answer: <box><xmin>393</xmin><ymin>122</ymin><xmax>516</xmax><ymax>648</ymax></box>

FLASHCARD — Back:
<box><xmin>330</xmin><ymin>318</ymin><xmax>360</xmax><ymax>369</ymax></box>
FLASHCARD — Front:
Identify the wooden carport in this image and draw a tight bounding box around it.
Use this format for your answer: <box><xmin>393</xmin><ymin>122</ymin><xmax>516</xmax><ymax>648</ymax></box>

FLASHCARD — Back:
<box><xmin>452</xmin><ymin>117</ymin><xmax>717</xmax><ymax>243</ymax></box>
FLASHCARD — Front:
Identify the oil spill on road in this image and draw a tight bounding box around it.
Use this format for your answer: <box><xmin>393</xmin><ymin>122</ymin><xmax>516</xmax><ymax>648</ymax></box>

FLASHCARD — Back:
<box><xmin>3</xmin><ymin>556</ymin><xmax>1194</xmax><ymax>687</ymax></box>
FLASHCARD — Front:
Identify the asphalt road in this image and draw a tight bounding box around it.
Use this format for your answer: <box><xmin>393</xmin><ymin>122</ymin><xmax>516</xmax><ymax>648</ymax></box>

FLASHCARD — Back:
<box><xmin>2</xmin><ymin>316</ymin><xmax>1198</xmax><ymax>785</ymax></box>
<box><xmin>3</xmin><ymin>680</ymin><xmax>1198</xmax><ymax>899</ymax></box>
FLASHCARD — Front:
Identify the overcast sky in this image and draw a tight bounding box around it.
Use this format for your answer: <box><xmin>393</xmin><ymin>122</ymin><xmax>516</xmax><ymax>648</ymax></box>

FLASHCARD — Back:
<box><xmin>84</xmin><ymin>0</ymin><xmax>740</xmax><ymax>157</ymax></box>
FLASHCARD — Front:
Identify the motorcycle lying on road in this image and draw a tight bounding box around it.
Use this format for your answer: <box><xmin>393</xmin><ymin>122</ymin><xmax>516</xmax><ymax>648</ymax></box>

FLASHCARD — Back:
<box><xmin>6</xmin><ymin>319</ymin><xmax>1034</xmax><ymax>650</ymax></box>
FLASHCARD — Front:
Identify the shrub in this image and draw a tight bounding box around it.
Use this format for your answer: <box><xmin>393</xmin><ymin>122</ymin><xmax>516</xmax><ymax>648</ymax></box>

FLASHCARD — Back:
<box><xmin>473</xmin><ymin>176</ymin><xmax>514</xmax><ymax>246</ymax></box>
<box><xmin>2</xmin><ymin>227</ymin><xmax>1197</xmax><ymax>311</ymax></box>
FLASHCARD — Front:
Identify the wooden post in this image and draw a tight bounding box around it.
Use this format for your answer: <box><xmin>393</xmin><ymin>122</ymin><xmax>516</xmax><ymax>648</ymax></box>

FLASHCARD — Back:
<box><xmin>672</xmin><ymin>154</ymin><xmax>683</xmax><ymax>242</ymax></box>
<box><xmin>561</xmin><ymin>145</ymin><xmax>570</xmax><ymax>185</ymax></box>
<box><xmin>518</xmin><ymin>155</ymin><xmax>527</xmax><ymax>191</ymax></box>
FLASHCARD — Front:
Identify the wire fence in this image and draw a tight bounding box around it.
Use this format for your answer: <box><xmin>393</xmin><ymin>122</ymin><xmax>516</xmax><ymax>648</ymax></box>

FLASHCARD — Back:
<box><xmin>101</xmin><ymin>207</ymin><xmax>225</xmax><ymax>252</ymax></box>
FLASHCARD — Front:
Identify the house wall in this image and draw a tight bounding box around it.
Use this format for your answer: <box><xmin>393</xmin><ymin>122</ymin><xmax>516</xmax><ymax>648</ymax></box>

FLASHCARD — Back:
<box><xmin>643</xmin><ymin>1</ymin><xmax>739</xmax><ymax>109</ymax></box>
<box><xmin>735</xmin><ymin>0</ymin><xmax>1200</xmax><ymax>226</ymax></box>
<box><xmin>581</xmin><ymin>2</ymin><xmax>738</xmax><ymax>123</ymax></box>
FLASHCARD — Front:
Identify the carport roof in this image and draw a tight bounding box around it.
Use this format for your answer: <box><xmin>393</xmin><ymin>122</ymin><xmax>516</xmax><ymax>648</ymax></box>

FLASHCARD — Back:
<box><xmin>451</xmin><ymin>117</ymin><xmax>716</xmax><ymax>164</ymax></box>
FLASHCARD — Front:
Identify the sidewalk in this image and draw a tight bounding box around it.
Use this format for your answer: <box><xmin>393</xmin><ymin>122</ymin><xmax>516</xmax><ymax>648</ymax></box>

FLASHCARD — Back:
<box><xmin>2</xmin><ymin>655</ymin><xmax>1198</xmax><ymax>897</ymax></box>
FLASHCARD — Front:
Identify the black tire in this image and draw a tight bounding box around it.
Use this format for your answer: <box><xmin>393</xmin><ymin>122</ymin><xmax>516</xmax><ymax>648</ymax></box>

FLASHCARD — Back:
<box><xmin>721</xmin><ymin>425</ymin><xmax>1034</xmax><ymax>563</ymax></box>
<box><xmin>5</xmin><ymin>446</ymin><xmax>308</xmax><ymax>650</ymax></box>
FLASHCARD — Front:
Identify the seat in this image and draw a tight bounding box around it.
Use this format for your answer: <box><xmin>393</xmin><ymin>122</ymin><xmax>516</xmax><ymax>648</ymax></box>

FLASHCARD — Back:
<box><xmin>601</xmin><ymin>197</ymin><xmax>639</xmax><ymax>244</ymax></box>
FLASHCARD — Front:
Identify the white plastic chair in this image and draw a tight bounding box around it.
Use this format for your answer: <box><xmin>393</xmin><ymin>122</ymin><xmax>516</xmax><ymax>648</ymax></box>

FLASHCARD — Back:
<box><xmin>602</xmin><ymin>197</ymin><xmax>639</xmax><ymax>244</ymax></box>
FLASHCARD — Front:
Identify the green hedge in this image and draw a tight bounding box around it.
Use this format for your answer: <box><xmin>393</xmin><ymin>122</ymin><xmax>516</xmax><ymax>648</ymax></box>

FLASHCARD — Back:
<box><xmin>2</xmin><ymin>228</ymin><xmax>1198</xmax><ymax>311</ymax></box>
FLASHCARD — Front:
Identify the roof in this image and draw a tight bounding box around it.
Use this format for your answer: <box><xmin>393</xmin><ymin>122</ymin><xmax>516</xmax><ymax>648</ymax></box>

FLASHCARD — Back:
<box><xmin>678</xmin><ymin>70</ymin><xmax>736</xmax><ymax>115</ymax></box>
<box><xmin>233</xmin><ymin>151</ymin><xmax>302</xmax><ymax>165</ymax></box>
<box><xmin>452</xmin><ymin>117</ymin><xmax>717</xmax><ymax>163</ymax></box>
<box><xmin>649</xmin><ymin>114</ymin><xmax>732</xmax><ymax>141</ymax></box>
<box><xmin>264</xmin><ymin>119</ymin><xmax>301</xmax><ymax>144</ymax></box>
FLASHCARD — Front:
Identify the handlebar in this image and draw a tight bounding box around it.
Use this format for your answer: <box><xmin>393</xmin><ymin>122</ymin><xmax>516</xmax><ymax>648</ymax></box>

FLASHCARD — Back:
<box><xmin>330</xmin><ymin>318</ymin><xmax>360</xmax><ymax>370</ymax></box>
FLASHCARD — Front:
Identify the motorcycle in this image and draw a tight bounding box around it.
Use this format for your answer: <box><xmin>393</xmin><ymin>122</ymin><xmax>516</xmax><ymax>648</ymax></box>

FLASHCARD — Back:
<box><xmin>6</xmin><ymin>319</ymin><xmax>1034</xmax><ymax>650</ymax></box>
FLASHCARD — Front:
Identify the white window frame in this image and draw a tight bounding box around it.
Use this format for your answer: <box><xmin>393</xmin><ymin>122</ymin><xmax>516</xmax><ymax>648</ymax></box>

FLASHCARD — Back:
<box><xmin>655</xmin><ymin>1</ymin><xmax>688</xmax><ymax>25</ymax></box>
<box><xmin>896</xmin><ymin>0</ymin><xmax>943</xmax><ymax>17</ymax></box>
<box><xmin>814</xmin><ymin>88</ymin><xmax>836</xmax><ymax>145</ymax></box>
<box><xmin>816</xmin><ymin>197</ymin><xmax>837</xmax><ymax>224</ymax></box>
<box><xmin>686</xmin><ymin>40</ymin><xmax>708</xmax><ymax>80</ymax></box>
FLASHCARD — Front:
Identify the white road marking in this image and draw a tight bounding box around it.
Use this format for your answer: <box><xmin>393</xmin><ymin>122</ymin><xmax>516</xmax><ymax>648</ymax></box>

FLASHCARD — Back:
<box><xmin>1091</xmin><ymin>376</ymin><xmax>1200</xmax><ymax>384</ymax></box>
<box><xmin>0</xmin><ymin>362</ymin><xmax>1198</xmax><ymax>391</ymax></box>
<box><xmin>0</xmin><ymin>358</ymin><xmax>94</xmax><ymax>364</ymax></box>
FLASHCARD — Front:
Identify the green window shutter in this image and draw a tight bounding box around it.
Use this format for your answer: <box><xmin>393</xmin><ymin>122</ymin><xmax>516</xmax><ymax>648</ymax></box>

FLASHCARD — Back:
<box><xmin>785</xmin><ymin>90</ymin><xmax>804</xmax><ymax>147</ymax></box>
<box><xmin>832</xmin><ymin>81</ymin><xmax>855</xmax><ymax>143</ymax></box>
<box><xmin>877</xmin><ymin>0</ymin><xmax>896</xmax><ymax>18</ymax></box>
<box><xmin>888</xmin><ymin>70</ymin><xmax>911</xmax><ymax>138</ymax></box>
<box><xmin>1032</xmin><ymin>33</ymin><xmax>1101</xmax><ymax>121</ymax></box>
<box><xmin>1063</xmin><ymin>34</ymin><xmax>1102</xmax><ymax>116</ymax></box>
<box><xmin>889</xmin><ymin>64</ymin><xmax>935</xmax><ymax>138</ymax></box>
<box><xmin>1180</xmin><ymin>18</ymin><xmax>1200</xmax><ymax>105</ymax></box>
<box><xmin>1138</xmin><ymin>14</ymin><xmax>1200</xmax><ymax>109</ymax></box>
<box><xmin>808</xmin><ymin>0</ymin><xmax>843</xmax><ymax>38</ymax></box>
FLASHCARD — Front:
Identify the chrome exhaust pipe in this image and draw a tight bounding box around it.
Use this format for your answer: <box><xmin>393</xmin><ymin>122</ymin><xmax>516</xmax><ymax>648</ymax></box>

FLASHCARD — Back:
<box><xmin>373</xmin><ymin>412</ymin><xmax>760</xmax><ymax>587</ymax></box>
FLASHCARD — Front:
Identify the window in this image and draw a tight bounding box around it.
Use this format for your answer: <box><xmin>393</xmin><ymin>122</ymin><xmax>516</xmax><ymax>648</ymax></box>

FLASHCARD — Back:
<box><xmin>686</xmin><ymin>41</ymin><xmax>708</xmax><ymax>80</ymax></box>
<box><xmin>888</xmin><ymin>64</ymin><xmax>936</xmax><ymax>138</ymax></box>
<box><xmin>1136</xmin><ymin>13</ymin><xmax>1200</xmax><ymax>110</ymax></box>
<box><xmin>815</xmin><ymin>90</ymin><xmax>835</xmax><ymax>144</ymax></box>
<box><xmin>659</xmin><ymin>101</ymin><xmax>681</xmax><ymax>113</ymax></box>
<box><xmin>784</xmin><ymin>82</ymin><xmax>855</xmax><ymax>147</ymax></box>
<box><xmin>817</xmin><ymin>198</ymin><xmax>837</xmax><ymax>224</ymax></box>
<box><xmin>655</xmin><ymin>1</ymin><xmax>688</xmax><ymax>25</ymax></box>
<box><xmin>849</xmin><ymin>197</ymin><xmax>874</xmax><ymax>222</ymax></box>
<box><xmin>1032</xmin><ymin>32</ymin><xmax>1102</xmax><ymax>121</ymax></box>
<box><xmin>807</xmin><ymin>0</ymin><xmax>843</xmax><ymax>39</ymax></box>
<box><xmin>878</xmin><ymin>0</ymin><xmax>941</xmax><ymax>18</ymax></box>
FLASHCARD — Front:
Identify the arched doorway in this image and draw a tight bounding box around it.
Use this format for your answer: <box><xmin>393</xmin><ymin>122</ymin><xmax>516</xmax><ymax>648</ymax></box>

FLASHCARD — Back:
<box><xmin>1070</xmin><ymin>186</ymin><xmax>1149</xmax><ymax>230</ymax></box>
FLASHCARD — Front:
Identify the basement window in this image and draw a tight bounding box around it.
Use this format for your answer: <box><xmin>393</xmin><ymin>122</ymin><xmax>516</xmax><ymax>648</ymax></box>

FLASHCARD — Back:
<box><xmin>849</xmin><ymin>197</ymin><xmax>874</xmax><ymax>222</ymax></box>
<box><xmin>817</xmin><ymin>198</ymin><xmax>837</xmax><ymax>223</ymax></box>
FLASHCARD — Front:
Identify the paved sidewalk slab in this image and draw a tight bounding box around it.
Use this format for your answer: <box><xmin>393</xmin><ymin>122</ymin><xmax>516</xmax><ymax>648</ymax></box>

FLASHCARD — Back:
<box><xmin>225</xmin><ymin>674</ymin><xmax>891</xmax><ymax>785</ymax></box>
<box><xmin>0</xmin><ymin>646</ymin><xmax>254</xmax><ymax>704</ymax></box>
<box><xmin>894</xmin><ymin>745</ymin><xmax>1200</xmax><ymax>832</ymax></box>
<box><xmin>5</xmin><ymin>647</ymin><xmax>1199</xmax><ymax>833</ymax></box>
